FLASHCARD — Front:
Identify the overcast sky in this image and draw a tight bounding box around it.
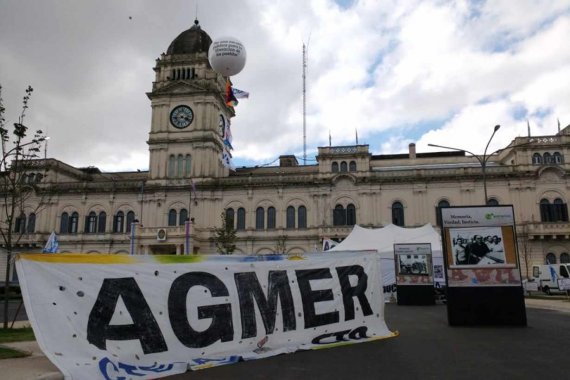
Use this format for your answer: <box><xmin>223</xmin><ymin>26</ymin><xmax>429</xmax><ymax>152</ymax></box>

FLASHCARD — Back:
<box><xmin>1</xmin><ymin>0</ymin><xmax>569</xmax><ymax>172</ymax></box>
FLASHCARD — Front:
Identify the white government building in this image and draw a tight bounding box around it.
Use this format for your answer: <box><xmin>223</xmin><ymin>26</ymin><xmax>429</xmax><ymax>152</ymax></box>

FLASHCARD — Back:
<box><xmin>3</xmin><ymin>21</ymin><xmax>570</xmax><ymax>281</ymax></box>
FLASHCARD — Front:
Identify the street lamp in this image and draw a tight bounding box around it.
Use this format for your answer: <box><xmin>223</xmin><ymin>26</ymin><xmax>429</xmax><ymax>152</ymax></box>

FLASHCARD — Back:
<box><xmin>428</xmin><ymin>125</ymin><xmax>500</xmax><ymax>204</ymax></box>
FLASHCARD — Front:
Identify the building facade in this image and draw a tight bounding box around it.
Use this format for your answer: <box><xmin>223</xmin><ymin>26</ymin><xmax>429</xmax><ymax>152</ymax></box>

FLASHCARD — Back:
<box><xmin>2</xmin><ymin>21</ymin><xmax>570</xmax><ymax>281</ymax></box>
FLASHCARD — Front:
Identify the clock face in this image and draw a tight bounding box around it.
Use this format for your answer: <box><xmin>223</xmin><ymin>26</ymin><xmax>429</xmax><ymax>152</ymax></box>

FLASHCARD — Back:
<box><xmin>219</xmin><ymin>114</ymin><xmax>226</xmax><ymax>137</ymax></box>
<box><xmin>170</xmin><ymin>105</ymin><xmax>194</xmax><ymax>129</ymax></box>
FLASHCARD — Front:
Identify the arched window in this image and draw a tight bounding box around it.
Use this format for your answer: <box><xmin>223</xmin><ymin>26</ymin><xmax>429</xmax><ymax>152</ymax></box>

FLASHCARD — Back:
<box><xmin>392</xmin><ymin>201</ymin><xmax>405</xmax><ymax>226</ymax></box>
<box><xmin>347</xmin><ymin>204</ymin><xmax>356</xmax><ymax>225</ymax></box>
<box><xmin>70</xmin><ymin>212</ymin><xmax>79</xmax><ymax>233</ymax></box>
<box><xmin>543</xmin><ymin>152</ymin><xmax>552</xmax><ymax>164</ymax></box>
<box><xmin>532</xmin><ymin>153</ymin><xmax>542</xmax><ymax>165</ymax></box>
<box><xmin>553</xmin><ymin>198</ymin><xmax>569</xmax><ymax>222</ymax></box>
<box><xmin>237</xmin><ymin>208</ymin><xmax>246</xmax><ymax>230</ymax></box>
<box><xmin>487</xmin><ymin>198</ymin><xmax>499</xmax><ymax>206</ymax></box>
<box><xmin>177</xmin><ymin>155</ymin><xmax>184</xmax><ymax>177</ymax></box>
<box><xmin>436</xmin><ymin>200</ymin><xmax>450</xmax><ymax>226</ymax></box>
<box><xmin>332</xmin><ymin>162</ymin><xmax>339</xmax><ymax>173</ymax></box>
<box><xmin>27</xmin><ymin>213</ymin><xmax>36</xmax><ymax>233</ymax></box>
<box><xmin>168</xmin><ymin>209</ymin><xmax>177</xmax><ymax>226</ymax></box>
<box><xmin>60</xmin><ymin>212</ymin><xmax>69</xmax><ymax>234</ymax></box>
<box><xmin>85</xmin><ymin>211</ymin><xmax>97</xmax><ymax>233</ymax></box>
<box><xmin>540</xmin><ymin>199</ymin><xmax>552</xmax><ymax>222</ymax></box>
<box><xmin>333</xmin><ymin>204</ymin><xmax>346</xmax><ymax>226</ymax></box>
<box><xmin>553</xmin><ymin>152</ymin><xmax>563</xmax><ymax>164</ymax></box>
<box><xmin>225</xmin><ymin>208</ymin><xmax>235</xmax><ymax>229</ymax></box>
<box><xmin>98</xmin><ymin>211</ymin><xmax>107</xmax><ymax>233</ymax></box>
<box><xmin>168</xmin><ymin>155</ymin><xmax>176</xmax><ymax>177</ymax></box>
<box><xmin>349</xmin><ymin>161</ymin><xmax>357</xmax><ymax>172</ymax></box>
<box><xmin>267</xmin><ymin>207</ymin><xmax>276</xmax><ymax>229</ymax></box>
<box><xmin>340</xmin><ymin>161</ymin><xmax>348</xmax><ymax>172</ymax></box>
<box><xmin>28</xmin><ymin>173</ymin><xmax>35</xmax><ymax>183</ymax></box>
<box><xmin>286</xmin><ymin>206</ymin><xmax>295</xmax><ymax>229</ymax></box>
<box><xmin>179</xmin><ymin>208</ymin><xmax>188</xmax><ymax>225</ymax></box>
<box><xmin>126</xmin><ymin>211</ymin><xmax>136</xmax><ymax>233</ymax></box>
<box><xmin>545</xmin><ymin>253</ymin><xmax>557</xmax><ymax>264</ymax></box>
<box><xmin>256</xmin><ymin>207</ymin><xmax>265</xmax><ymax>230</ymax></box>
<box><xmin>114</xmin><ymin>211</ymin><xmax>124</xmax><ymax>233</ymax></box>
<box><xmin>298</xmin><ymin>205</ymin><xmax>307</xmax><ymax>229</ymax></box>
<box><xmin>185</xmin><ymin>154</ymin><xmax>192</xmax><ymax>177</ymax></box>
<box><xmin>560</xmin><ymin>253</ymin><xmax>570</xmax><ymax>263</ymax></box>
<box><xmin>14</xmin><ymin>213</ymin><xmax>26</xmax><ymax>233</ymax></box>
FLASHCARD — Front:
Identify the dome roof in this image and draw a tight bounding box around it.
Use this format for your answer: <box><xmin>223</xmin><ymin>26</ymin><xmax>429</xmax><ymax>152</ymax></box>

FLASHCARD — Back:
<box><xmin>166</xmin><ymin>20</ymin><xmax>212</xmax><ymax>55</ymax></box>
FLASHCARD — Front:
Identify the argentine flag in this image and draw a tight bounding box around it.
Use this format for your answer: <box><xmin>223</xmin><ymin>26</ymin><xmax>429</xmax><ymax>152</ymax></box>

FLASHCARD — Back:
<box><xmin>43</xmin><ymin>231</ymin><xmax>59</xmax><ymax>253</ymax></box>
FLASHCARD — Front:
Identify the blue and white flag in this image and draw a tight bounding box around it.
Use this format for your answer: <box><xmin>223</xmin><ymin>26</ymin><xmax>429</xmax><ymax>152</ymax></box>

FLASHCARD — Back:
<box><xmin>43</xmin><ymin>231</ymin><xmax>59</xmax><ymax>253</ymax></box>
<box><xmin>233</xmin><ymin>88</ymin><xmax>249</xmax><ymax>99</ymax></box>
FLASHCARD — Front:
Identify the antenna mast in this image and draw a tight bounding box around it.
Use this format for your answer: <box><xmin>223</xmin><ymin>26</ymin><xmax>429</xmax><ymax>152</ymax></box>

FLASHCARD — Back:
<box><xmin>302</xmin><ymin>43</ymin><xmax>307</xmax><ymax>165</ymax></box>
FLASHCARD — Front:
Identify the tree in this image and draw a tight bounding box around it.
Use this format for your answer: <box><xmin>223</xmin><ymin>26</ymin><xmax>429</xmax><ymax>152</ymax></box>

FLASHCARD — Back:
<box><xmin>214</xmin><ymin>212</ymin><xmax>236</xmax><ymax>255</ymax></box>
<box><xmin>0</xmin><ymin>85</ymin><xmax>47</xmax><ymax>329</ymax></box>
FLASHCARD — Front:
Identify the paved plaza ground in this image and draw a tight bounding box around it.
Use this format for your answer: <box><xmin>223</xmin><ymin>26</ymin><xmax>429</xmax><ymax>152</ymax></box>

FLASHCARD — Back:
<box><xmin>1</xmin><ymin>298</ymin><xmax>568</xmax><ymax>380</ymax></box>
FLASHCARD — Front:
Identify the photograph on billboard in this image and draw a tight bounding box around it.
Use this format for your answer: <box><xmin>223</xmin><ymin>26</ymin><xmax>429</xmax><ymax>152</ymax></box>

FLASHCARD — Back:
<box><xmin>449</xmin><ymin>226</ymin><xmax>506</xmax><ymax>265</ymax></box>
<box><xmin>396</xmin><ymin>253</ymin><xmax>430</xmax><ymax>275</ymax></box>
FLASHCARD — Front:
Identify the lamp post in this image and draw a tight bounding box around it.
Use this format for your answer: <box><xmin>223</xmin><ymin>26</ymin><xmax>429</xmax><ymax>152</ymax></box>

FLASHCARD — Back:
<box><xmin>428</xmin><ymin>125</ymin><xmax>500</xmax><ymax>204</ymax></box>
<box><xmin>129</xmin><ymin>219</ymin><xmax>139</xmax><ymax>255</ymax></box>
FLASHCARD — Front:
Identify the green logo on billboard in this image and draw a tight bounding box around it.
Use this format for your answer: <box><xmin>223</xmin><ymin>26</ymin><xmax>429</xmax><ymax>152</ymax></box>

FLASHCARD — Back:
<box><xmin>485</xmin><ymin>213</ymin><xmax>495</xmax><ymax>220</ymax></box>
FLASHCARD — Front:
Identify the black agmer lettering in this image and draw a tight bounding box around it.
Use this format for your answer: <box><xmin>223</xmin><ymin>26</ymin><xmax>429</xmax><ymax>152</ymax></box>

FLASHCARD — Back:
<box><xmin>234</xmin><ymin>271</ymin><xmax>296</xmax><ymax>339</ymax></box>
<box><xmin>168</xmin><ymin>272</ymin><xmax>233</xmax><ymax>348</ymax></box>
<box><xmin>87</xmin><ymin>277</ymin><xmax>167</xmax><ymax>354</ymax></box>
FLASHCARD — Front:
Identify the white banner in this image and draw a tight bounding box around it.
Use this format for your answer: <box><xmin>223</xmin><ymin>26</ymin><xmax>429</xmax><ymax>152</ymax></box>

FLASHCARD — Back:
<box><xmin>17</xmin><ymin>252</ymin><xmax>394</xmax><ymax>379</ymax></box>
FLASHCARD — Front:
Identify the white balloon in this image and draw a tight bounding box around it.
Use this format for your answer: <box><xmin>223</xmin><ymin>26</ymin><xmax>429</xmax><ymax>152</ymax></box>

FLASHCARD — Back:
<box><xmin>208</xmin><ymin>37</ymin><xmax>247</xmax><ymax>77</ymax></box>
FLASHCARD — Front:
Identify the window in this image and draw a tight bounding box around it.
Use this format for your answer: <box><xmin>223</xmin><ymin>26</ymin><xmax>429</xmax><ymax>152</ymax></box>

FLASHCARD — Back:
<box><xmin>36</xmin><ymin>173</ymin><xmax>43</xmax><ymax>182</ymax></box>
<box><xmin>27</xmin><ymin>213</ymin><xmax>36</xmax><ymax>233</ymax></box>
<box><xmin>333</xmin><ymin>204</ymin><xmax>346</xmax><ymax>226</ymax></box>
<box><xmin>237</xmin><ymin>208</ymin><xmax>246</xmax><ymax>230</ymax></box>
<box><xmin>177</xmin><ymin>155</ymin><xmax>184</xmax><ymax>177</ymax></box>
<box><xmin>349</xmin><ymin>161</ymin><xmax>356</xmax><ymax>172</ymax></box>
<box><xmin>392</xmin><ymin>201</ymin><xmax>405</xmax><ymax>226</ymax></box>
<box><xmin>333</xmin><ymin>204</ymin><xmax>355</xmax><ymax>226</ymax></box>
<box><xmin>168</xmin><ymin>155</ymin><xmax>175</xmax><ymax>177</ymax></box>
<box><xmin>185</xmin><ymin>154</ymin><xmax>192</xmax><ymax>176</ymax></box>
<box><xmin>179</xmin><ymin>209</ymin><xmax>188</xmax><ymax>225</ymax></box>
<box><xmin>85</xmin><ymin>212</ymin><xmax>97</xmax><ymax>233</ymax></box>
<box><xmin>347</xmin><ymin>204</ymin><xmax>356</xmax><ymax>226</ymax></box>
<box><xmin>487</xmin><ymin>198</ymin><xmax>499</xmax><ymax>206</ymax></box>
<box><xmin>561</xmin><ymin>265</ymin><xmax>570</xmax><ymax>278</ymax></box>
<box><xmin>286</xmin><ymin>206</ymin><xmax>295</xmax><ymax>229</ymax></box>
<box><xmin>70</xmin><ymin>212</ymin><xmax>79</xmax><ymax>233</ymax></box>
<box><xmin>340</xmin><ymin>161</ymin><xmax>348</xmax><ymax>172</ymax></box>
<box><xmin>98</xmin><ymin>212</ymin><xmax>107</xmax><ymax>233</ymax></box>
<box><xmin>298</xmin><ymin>206</ymin><xmax>307</xmax><ymax>228</ymax></box>
<box><xmin>532</xmin><ymin>153</ymin><xmax>542</xmax><ymax>165</ymax></box>
<box><xmin>14</xmin><ymin>213</ymin><xmax>26</xmax><ymax>233</ymax></box>
<box><xmin>126</xmin><ymin>211</ymin><xmax>136</xmax><ymax>233</ymax></box>
<box><xmin>168</xmin><ymin>209</ymin><xmax>177</xmax><ymax>226</ymax></box>
<box><xmin>544</xmin><ymin>152</ymin><xmax>553</xmax><ymax>164</ymax></box>
<box><xmin>60</xmin><ymin>212</ymin><xmax>69</xmax><ymax>234</ymax></box>
<box><xmin>436</xmin><ymin>200</ymin><xmax>450</xmax><ymax>226</ymax></box>
<box><xmin>267</xmin><ymin>207</ymin><xmax>276</xmax><ymax>229</ymax></box>
<box><xmin>553</xmin><ymin>152</ymin><xmax>563</xmax><ymax>164</ymax></box>
<box><xmin>225</xmin><ymin>208</ymin><xmax>235</xmax><ymax>229</ymax></box>
<box><xmin>540</xmin><ymin>198</ymin><xmax>569</xmax><ymax>222</ymax></box>
<box><xmin>114</xmin><ymin>211</ymin><xmax>124</xmax><ymax>233</ymax></box>
<box><xmin>561</xmin><ymin>253</ymin><xmax>570</xmax><ymax>263</ymax></box>
<box><xmin>545</xmin><ymin>253</ymin><xmax>556</xmax><ymax>264</ymax></box>
<box><xmin>256</xmin><ymin>207</ymin><xmax>265</xmax><ymax>230</ymax></box>
<box><xmin>332</xmin><ymin>162</ymin><xmax>339</xmax><ymax>173</ymax></box>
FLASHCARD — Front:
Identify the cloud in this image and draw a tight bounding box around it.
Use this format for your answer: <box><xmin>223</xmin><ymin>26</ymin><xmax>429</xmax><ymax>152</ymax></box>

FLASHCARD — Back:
<box><xmin>1</xmin><ymin>0</ymin><xmax>568</xmax><ymax>171</ymax></box>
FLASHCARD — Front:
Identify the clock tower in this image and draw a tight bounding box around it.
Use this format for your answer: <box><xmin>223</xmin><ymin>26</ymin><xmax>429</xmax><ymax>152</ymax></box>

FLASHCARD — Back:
<box><xmin>147</xmin><ymin>20</ymin><xmax>232</xmax><ymax>182</ymax></box>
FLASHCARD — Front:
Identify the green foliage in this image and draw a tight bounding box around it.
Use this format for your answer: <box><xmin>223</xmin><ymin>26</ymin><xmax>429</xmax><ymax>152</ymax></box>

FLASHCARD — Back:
<box><xmin>214</xmin><ymin>212</ymin><xmax>236</xmax><ymax>255</ymax></box>
<box><xmin>0</xmin><ymin>327</ymin><xmax>35</xmax><ymax>343</ymax></box>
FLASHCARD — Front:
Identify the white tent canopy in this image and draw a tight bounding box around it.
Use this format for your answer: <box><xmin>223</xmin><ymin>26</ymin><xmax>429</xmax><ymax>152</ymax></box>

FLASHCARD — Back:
<box><xmin>329</xmin><ymin>223</ymin><xmax>444</xmax><ymax>288</ymax></box>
